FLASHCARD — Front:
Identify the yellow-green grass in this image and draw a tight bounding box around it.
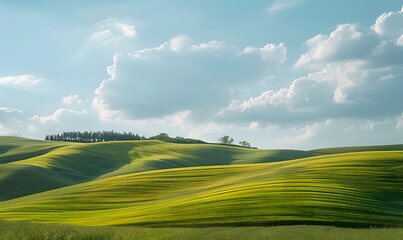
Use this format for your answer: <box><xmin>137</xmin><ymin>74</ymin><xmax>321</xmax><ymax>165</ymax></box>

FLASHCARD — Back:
<box><xmin>0</xmin><ymin>137</ymin><xmax>320</xmax><ymax>201</ymax></box>
<box><xmin>1</xmin><ymin>220</ymin><xmax>402</xmax><ymax>240</ymax></box>
<box><xmin>0</xmin><ymin>136</ymin><xmax>73</xmax><ymax>164</ymax></box>
<box><xmin>0</xmin><ymin>151</ymin><xmax>402</xmax><ymax>227</ymax></box>
<box><xmin>311</xmin><ymin>144</ymin><xmax>403</xmax><ymax>154</ymax></box>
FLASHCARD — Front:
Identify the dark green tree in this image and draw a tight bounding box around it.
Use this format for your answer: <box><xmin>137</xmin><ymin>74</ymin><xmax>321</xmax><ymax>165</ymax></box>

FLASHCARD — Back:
<box><xmin>239</xmin><ymin>140</ymin><xmax>251</xmax><ymax>148</ymax></box>
<box><xmin>218</xmin><ymin>135</ymin><xmax>233</xmax><ymax>145</ymax></box>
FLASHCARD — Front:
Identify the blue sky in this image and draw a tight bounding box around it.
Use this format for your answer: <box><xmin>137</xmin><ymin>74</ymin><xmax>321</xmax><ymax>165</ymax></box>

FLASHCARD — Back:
<box><xmin>1</xmin><ymin>0</ymin><xmax>403</xmax><ymax>149</ymax></box>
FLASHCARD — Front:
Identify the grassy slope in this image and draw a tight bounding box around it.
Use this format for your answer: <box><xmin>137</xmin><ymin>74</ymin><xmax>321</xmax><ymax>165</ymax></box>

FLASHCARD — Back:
<box><xmin>1</xmin><ymin>220</ymin><xmax>402</xmax><ymax>240</ymax></box>
<box><xmin>0</xmin><ymin>137</ymin><xmax>319</xmax><ymax>201</ymax></box>
<box><xmin>0</xmin><ymin>151</ymin><xmax>402</xmax><ymax>227</ymax></box>
<box><xmin>311</xmin><ymin>144</ymin><xmax>403</xmax><ymax>154</ymax></box>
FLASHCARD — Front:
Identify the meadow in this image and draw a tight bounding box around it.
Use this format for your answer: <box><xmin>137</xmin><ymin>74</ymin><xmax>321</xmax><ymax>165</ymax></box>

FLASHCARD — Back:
<box><xmin>0</xmin><ymin>136</ymin><xmax>402</xmax><ymax>238</ymax></box>
<box><xmin>1</xmin><ymin>220</ymin><xmax>403</xmax><ymax>240</ymax></box>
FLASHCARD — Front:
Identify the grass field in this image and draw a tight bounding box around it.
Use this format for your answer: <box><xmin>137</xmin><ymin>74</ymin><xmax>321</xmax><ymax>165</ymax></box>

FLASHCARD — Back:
<box><xmin>0</xmin><ymin>136</ymin><xmax>402</xmax><ymax>228</ymax></box>
<box><xmin>0</xmin><ymin>137</ymin><xmax>320</xmax><ymax>201</ymax></box>
<box><xmin>0</xmin><ymin>135</ymin><xmax>402</xmax><ymax>240</ymax></box>
<box><xmin>1</xmin><ymin>220</ymin><xmax>403</xmax><ymax>240</ymax></box>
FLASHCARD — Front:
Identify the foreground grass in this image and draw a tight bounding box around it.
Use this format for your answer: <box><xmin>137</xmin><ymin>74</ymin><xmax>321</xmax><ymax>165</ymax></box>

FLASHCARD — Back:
<box><xmin>1</xmin><ymin>220</ymin><xmax>402</xmax><ymax>240</ymax></box>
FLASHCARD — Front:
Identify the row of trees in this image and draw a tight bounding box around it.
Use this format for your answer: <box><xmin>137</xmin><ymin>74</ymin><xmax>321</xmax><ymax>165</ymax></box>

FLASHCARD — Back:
<box><xmin>45</xmin><ymin>131</ymin><xmax>205</xmax><ymax>144</ymax></box>
<box><xmin>148</xmin><ymin>133</ymin><xmax>205</xmax><ymax>144</ymax></box>
<box><xmin>218</xmin><ymin>135</ymin><xmax>252</xmax><ymax>148</ymax></box>
<box><xmin>45</xmin><ymin>131</ymin><xmax>144</xmax><ymax>143</ymax></box>
<box><xmin>45</xmin><ymin>132</ymin><xmax>252</xmax><ymax>148</ymax></box>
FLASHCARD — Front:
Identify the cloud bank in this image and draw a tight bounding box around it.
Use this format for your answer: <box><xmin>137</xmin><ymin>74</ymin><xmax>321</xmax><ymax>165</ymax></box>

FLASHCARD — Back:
<box><xmin>93</xmin><ymin>35</ymin><xmax>287</xmax><ymax>122</ymax></box>
<box><xmin>219</xmin><ymin>7</ymin><xmax>403</xmax><ymax>127</ymax></box>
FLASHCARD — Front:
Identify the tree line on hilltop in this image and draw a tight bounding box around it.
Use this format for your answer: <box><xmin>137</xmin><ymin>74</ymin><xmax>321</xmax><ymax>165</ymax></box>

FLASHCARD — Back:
<box><xmin>45</xmin><ymin>131</ymin><xmax>254</xmax><ymax>148</ymax></box>
<box><xmin>45</xmin><ymin>131</ymin><xmax>205</xmax><ymax>144</ymax></box>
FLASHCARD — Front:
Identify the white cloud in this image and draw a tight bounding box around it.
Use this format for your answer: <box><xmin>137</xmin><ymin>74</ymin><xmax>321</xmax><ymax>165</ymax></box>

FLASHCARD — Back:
<box><xmin>187</xmin><ymin>122</ymin><xmax>227</xmax><ymax>140</ymax></box>
<box><xmin>169</xmin><ymin>34</ymin><xmax>192</xmax><ymax>52</ymax></box>
<box><xmin>114</xmin><ymin>22</ymin><xmax>135</xmax><ymax>37</ymax></box>
<box><xmin>0</xmin><ymin>74</ymin><xmax>43</xmax><ymax>87</ymax></box>
<box><xmin>344</xmin><ymin>126</ymin><xmax>355</xmax><ymax>132</ymax></box>
<box><xmin>62</xmin><ymin>94</ymin><xmax>82</xmax><ymax>105</ymax></box>
<box><xmin>0</xmin><ymin>123</ymin><xmax>13</xmax><ymax>135</ymax></box>
<box><xmin>267</xmin><ymin>0</ymin><xmax>303</xmax><ymax>13</ymax></box>
<box><xmin>0</xmin><ymin>107</ymin><xmax>22</xmax><ymax>113</ymax></box>
<box><xmin>243</xmin><ymin>43</ymin><xmax>287</xmax><ymax>67</ymax></box>
<box><xmin>190</xmin><ymin>40</ymin><xmax>224</xmax><ymax>51</ymax></box>
<box><xmin>397</xmin><ymin>113</ymin><xmax>403</xmax><ymax>129</ymax></box>
<box><xmin>296</xmin><ymin>12</ymin><xmax>403</xmax><ymax>70</ymax></box>
<box><xmin>218</xmin><ymin>61</ymin><xmax>403</xmax><ymax>124</ymax></box>
<box><xmin>249</xmin><ymin>121</ymin><xmax>259</xmax><ymax>129</ymax></box>
<box><xmin>90</xmin><ymin>30</ymin><xmax>113</xmax><ymax>43</ymax></box>
<box><xmin>134</xmin><ymin>110</ymin><xmax>193</xmax><ymax>129</ymax></box>
<box><xmin>30</xmin><ymin>108</ymin><xmax>87</xmax><ymax>124</ymax></box>
<box><xmin>91</xmin><ymin>18</ymin><xmax>136</xmax><ymax>45</ymax></box>
<box><xmin>218</xmin><ymin>7</ymin><xmax>403</xmax><ymax>126</ymax></box>
<box><xmin>277</xmin><ymin>122</ymin><xmax>322</xmax><ymax>148</ymax></box>
<box><xmin>93</xmin><ymin>37</ymin><xmax>287</xmax><ymax>122</ymax></box>
<box><xmin>379</xmin><ymin>74</ymin><xmax>395</xmax><ymax>81</ymax></box>
<box><xmin>371</xmin><ymin>6</ymin><xmax>403</xmax><ymax>39</ymax></box>
<box><xmin>397</xmin><ymin>34</ymin><xmax>403</xmax><ymax>46</ymax></box>
<box><xmin>360</xmin><ymin>119</ymin><xmax>392</xmax><ymax>131</ymax></box>
<box><xmin>295</xmin><ymin>24</ymin><xmax>366</xmax><ymax>68</ymax></box>
<box><xmin>165</xmin><ymin>110</ymin><xmax>191</xmax><ymax>128</ymax></box>
<box><xmin>92</xmin><ymin>94</ymin><xmax>121</xmax><ymax>122</ymax></box>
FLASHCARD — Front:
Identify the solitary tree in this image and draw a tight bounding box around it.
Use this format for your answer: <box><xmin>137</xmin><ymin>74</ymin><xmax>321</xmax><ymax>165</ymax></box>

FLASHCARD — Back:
<box><xmin>239</xmin><ymin>140</ymin><xmax>251</xmax><ymax>148</ymax></box>
<box><xmin>218</xmin><ymin>135</ymin><xmax>233</xmax><ymax>145</ymax></box>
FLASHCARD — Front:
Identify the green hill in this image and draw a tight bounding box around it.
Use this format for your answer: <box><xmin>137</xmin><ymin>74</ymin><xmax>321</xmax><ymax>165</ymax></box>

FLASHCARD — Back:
<box><xmin>0</xmin><ymin>137</ymin><xmax>319</xmax><ymax>201</ymax></box>
<box><xmin>0</xmin><ymin>136</ymin><xmax>402</xmax><ymax>228</ymax></box>
<box><xmin>311</xmin><ymin>144</ymin><xmax>403</xmax><ymax>154</ymax></box>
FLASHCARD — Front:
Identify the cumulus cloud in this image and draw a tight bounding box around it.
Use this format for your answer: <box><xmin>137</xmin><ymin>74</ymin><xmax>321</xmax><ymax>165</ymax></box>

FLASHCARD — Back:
<box><xmin>371</xmin><ymin>6</ymin><xmax>403</xmax><ymax>39</ymax></box>
<box><xmin>267</xmin><ymin>0</ymin><xmax>303</xmax><ymax>13</ymax></box>
<box><xmin>295</xmin><ymin>24</ymin><xmax>376</xmax><ymax>68</ymax></box>
<box><xmin>296</xmin><ymin>7</ymin><xmax>403</xmax><ymax>69</ymax></box>
<box><xmin>218</xmin><ymin>6</ymin><xmax>403</xmax><ymax>126</ymax></box>
<box><xmin>62</xmin><ymin>94</ymin><xmax>82</xmax><ymax>105</ymax></box>
<box><xmin>93</xmin><ymin>36</ymin><xmax>287</xmax><ymax>122</ymax></box>
<box><xmin>0</xmin><ymin>74</ymin><xmax>43</xmax><ymax>87</ymax></box>
<box><xmin>219</xmin><ymin>62</ymin><xmax>403</xmax><ymax>124</ymax></box>
<box><xmin>91</xmin><ymin>18</ymin><xmax>136</xmax><ymax>45</ymax></box>
<box><xmin>30</xmin><ymin>108</ymin><xmax>87</xmax><ymax>124</ymax></box>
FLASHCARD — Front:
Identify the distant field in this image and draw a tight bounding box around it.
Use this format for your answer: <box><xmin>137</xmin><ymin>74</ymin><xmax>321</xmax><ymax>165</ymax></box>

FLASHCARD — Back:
<box><xmin>0</xmin><ymin>136</ymin><xmax>402</xmax><ymax>229</ymax></box>
<box><xmin>1</xmin><ymin>220</ymin><xmax>402</xmax><ymax>240</ymax></box>
<box><xmin>311</xmin><ymin>144</ymin><xmax>403</xmax><ymax>154</ymax></box>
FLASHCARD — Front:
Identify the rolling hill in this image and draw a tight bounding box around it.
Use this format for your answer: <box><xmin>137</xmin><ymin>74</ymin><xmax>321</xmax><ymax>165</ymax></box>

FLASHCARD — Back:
<box><xmin>311</xmin><ymin>144</ymin><xmax>403</xmax><ymax>154</ymax></box>
<box><xmin>0</xmin><ymin>137</ymin><xmax>320</xmax><ymax>201</ymax></box>
<box><xmin>0</xmin><ymin>136</ymin><xmax>402</xmax><ymax>228</ymax></box>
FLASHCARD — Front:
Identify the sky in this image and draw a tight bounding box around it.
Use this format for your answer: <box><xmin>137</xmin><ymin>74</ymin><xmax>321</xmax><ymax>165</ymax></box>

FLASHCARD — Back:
<box><xmin>1</xmin><ymin>0</ymin><xmax>403</xmax><ymax>150</ymax></box>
